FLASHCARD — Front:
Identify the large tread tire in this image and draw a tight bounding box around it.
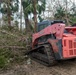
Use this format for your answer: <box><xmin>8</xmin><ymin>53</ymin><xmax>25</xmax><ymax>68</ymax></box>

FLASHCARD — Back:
<box><xmin>44</xmin><ymin>44</ymin><xmax>57</xmax><ymax>66</ymax></box>
<box><xmin>29</xmin><ymin>44</ymin><xmax>57</xmax><ymax>66</ymax></box>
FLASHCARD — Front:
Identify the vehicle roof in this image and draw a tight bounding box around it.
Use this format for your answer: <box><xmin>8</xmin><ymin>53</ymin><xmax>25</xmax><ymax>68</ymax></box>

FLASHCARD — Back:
<box><xmin>37</xmin><ymin>20</ymin><xmax>65</xmax><ymax>26</ymax></box>
<box><xmin>37</xmin><ymin>20</ymin><xmax>51</xmax><ymax>26</ymax></box>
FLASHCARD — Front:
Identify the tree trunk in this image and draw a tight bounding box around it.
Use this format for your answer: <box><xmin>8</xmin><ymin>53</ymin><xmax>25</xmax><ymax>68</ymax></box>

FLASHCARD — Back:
<box><xmin>25</xmin><ymin>15</ymin><xmax>31</xmax><ymax>32</ymax></box>
<box><xmin>7</xmin><ymin>12</ymin><xmax>11</xmax><ymax>27</ymax></box>
<box><xmin>20</xmin><ymin>0</ymin><xmax>22</xmax><ymax>31</ymax></box>
<box><xmin>65</xmin><ymin>0</ymin><xmax>70</xmax><ymax>26</ymax></box>
<box><xmin>22</xmin><ymin>1</ymin><xmax>31</xmax><ymax>32</ymax></box>
<box><xmin>7</xmin><ymin>0</ymin><xmax>11</xmax><ymax>27</ymax></box>
<box><xmin>32</xmin><ymin>0</ymin><xmax>37</xmax><ymax>32</ymax></box>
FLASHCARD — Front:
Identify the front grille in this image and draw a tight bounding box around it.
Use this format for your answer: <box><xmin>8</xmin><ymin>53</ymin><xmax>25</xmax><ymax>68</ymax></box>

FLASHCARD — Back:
<box><xmin>68</xmin><ymin>40</ymin><xmax>75</xmax><ymax>55</ymax></box>
<box><xmin>64</xmin><ymin>40</ymin><xmax>66</xmax><ymax>46</ymax></box>
<box><xmin>63</xmin><ymin>38</ymin><xmax>76</xmax><ymax>56</ymax></box>
<box><xmin>74</xmin><ymin>42</ymin><xmax>76</xmax><ymax>48</ymax></box>
<box><xmin>69</xmin><ymin>40</ymin><xmax>72</xmax><ymax>48</ymax></box>
<box><xmin>74</xmin><ymin>49</ymin><xmax>76</xmax><ymax>55</ymax></box>
<box><xmin>69</xmin><ymin>50</ymin><xmax>73</xmax><ymax>55</ymax></box>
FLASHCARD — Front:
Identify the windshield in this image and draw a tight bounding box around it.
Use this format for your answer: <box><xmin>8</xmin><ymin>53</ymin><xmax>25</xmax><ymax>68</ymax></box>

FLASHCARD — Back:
<box><xmin>38</xmin><ymin>24</ymin><xmax>48</xmax><ymax>32</ymax></box>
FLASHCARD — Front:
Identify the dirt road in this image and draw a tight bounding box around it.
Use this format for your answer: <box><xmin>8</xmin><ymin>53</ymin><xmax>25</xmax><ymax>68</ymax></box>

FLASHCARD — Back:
<box><xmin>0</xmin><ymin>60</ymin><xmax>76</xmax><ymax>75</ymax></box>
<box><xmin>26</xmin><ymin>60</ymin><xmax>76</xmax><ymax>75</ymax></box>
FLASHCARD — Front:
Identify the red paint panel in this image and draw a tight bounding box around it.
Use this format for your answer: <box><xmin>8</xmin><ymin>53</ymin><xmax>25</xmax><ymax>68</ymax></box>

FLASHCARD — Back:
<box><xmin>62</xmin><ymin>37</ymin><xmax>76</xmax><ymax>58</ymax></box>
<box><xmin>65</xmin><ymin>27</ymin><xmax>76</xmax><ymax>35</ymax></box>
<box><xmin>32</xmin><ymin>23</ymin><xmax>65</xmax><ymax>48</ymax></box>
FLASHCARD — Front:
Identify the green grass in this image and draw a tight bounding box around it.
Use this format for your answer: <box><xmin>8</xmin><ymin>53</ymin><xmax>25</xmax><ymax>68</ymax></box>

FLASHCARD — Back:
<box><xmin>0</xmin><ymin>56</ymin><xmax>8</xmax><ymax>68</ymax></box>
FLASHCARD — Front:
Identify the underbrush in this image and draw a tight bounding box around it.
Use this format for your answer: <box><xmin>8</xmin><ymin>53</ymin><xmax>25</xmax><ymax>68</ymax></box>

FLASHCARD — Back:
<box><xmin>0</xmin><ymin>26</ymin><xmax>29</xmax><ymax>69</ymax></box>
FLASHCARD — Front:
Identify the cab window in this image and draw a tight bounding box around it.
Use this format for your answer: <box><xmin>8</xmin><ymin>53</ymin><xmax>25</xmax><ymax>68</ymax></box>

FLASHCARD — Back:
<box><xmin>38</xmin><ymin>23</ymin><xmax>48</xmax><ymax>32</ymax></box>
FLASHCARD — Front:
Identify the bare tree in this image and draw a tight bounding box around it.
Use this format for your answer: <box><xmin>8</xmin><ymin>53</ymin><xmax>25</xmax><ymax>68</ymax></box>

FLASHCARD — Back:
<box><xmin>20</xmin><ymin>0</ymin><xmax>22</xmax><ymax>31</ymax></box>
<box><xmin>32</xmin><ymin>0</ymin><xmax>37</xmax><ymax>32</ymax></box>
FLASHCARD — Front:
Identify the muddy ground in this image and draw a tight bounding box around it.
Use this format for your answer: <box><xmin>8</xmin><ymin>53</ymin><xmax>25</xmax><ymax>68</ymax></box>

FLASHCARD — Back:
<box><xmin>0</xmin><ymin>59</ymin><xmax>76</xmax><ymax>75</ymax></box>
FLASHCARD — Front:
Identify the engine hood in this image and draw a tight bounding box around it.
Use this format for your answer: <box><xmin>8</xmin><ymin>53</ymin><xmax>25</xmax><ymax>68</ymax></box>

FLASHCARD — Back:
<box><xmin>63</xmin><ymin>33</ymin><xmax>76</xmax><ymax>37</ymax></box>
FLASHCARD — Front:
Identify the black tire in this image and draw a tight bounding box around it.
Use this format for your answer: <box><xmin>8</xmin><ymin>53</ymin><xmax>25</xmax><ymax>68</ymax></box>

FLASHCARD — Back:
<box><xmin>44</xmin><ymin>44</ymin><xmax>57</xmax><ymax>66</ymax></box>
<box><xmin>29</xmin><ymin>44</ymin><xmax>57</xmax><ymax>66</ymax></box>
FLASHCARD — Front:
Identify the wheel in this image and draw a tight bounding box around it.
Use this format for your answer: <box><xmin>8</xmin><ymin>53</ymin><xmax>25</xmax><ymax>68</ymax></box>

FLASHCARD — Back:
<box><xmin>29</xmin><ymin>44</ymin><xmax>57</xmax><ymax>66</ymax></box>
<box><xmin>44</xmin><ymin>44</ymin><xmax>57</xmax><ymax>66</ymax></box>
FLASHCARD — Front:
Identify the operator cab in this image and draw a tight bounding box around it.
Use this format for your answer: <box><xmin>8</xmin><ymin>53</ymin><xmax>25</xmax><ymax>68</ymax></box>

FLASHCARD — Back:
<box><xmin>37</xmin><ymin>20</ymin><xmax>65</xmax><ymax>32</ymax></box>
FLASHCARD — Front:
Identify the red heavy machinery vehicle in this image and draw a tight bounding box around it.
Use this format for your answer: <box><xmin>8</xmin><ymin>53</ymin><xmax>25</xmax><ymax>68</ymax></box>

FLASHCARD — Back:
<box><xmin>26</xmin><ymin>20</ymin><xmax>76</xmax><ymax>66</ymax></box>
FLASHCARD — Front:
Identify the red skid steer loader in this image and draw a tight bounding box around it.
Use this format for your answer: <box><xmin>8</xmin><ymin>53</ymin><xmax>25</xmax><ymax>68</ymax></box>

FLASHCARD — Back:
<box><xmin>26</xmin><ymin>20</ymin><xmax>76</xmax><ymax>66</ymax></box>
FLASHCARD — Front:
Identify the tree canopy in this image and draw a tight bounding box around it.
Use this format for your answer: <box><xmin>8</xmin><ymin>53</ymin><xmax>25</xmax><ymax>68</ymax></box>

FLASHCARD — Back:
<box><xmin>0</xmin><ymin>0</ymin><xmax>19</xmax><ymax>27</ymax></box>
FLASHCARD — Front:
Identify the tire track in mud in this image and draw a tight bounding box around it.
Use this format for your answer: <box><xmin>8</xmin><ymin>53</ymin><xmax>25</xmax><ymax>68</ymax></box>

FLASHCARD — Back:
<box><xmin>30</xmin><ymin>60</ymin><xmax>76</xmax><ymax>75</ymax></box>
<box><xmin>49</xmin><ymin>60</ymin><xmax>76</xmax><ymax>75</ymax></box>
<box><xmin>0</xmin><ymin>60</ymin><xmax>76</xmax><ymax>75</ymax></box>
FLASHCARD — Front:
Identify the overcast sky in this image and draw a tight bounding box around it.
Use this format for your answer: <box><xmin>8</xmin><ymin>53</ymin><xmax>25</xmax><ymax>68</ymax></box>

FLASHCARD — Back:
<box><xmin>0</xmin><ymin>0</ymin><xmax>76</xmax><ymax>27</ymax></box>
<box><xmin>0</xmin><ymin>0</ymin><xmax>76</xmax><ymax>18</ymax></box>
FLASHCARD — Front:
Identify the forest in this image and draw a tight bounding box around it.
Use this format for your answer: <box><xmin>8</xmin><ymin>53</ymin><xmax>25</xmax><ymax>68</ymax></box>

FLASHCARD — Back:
<box><xmin>0</xmin><ymin>0</ymin><xmax>76</xmax><ymax>75</ymax></box>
